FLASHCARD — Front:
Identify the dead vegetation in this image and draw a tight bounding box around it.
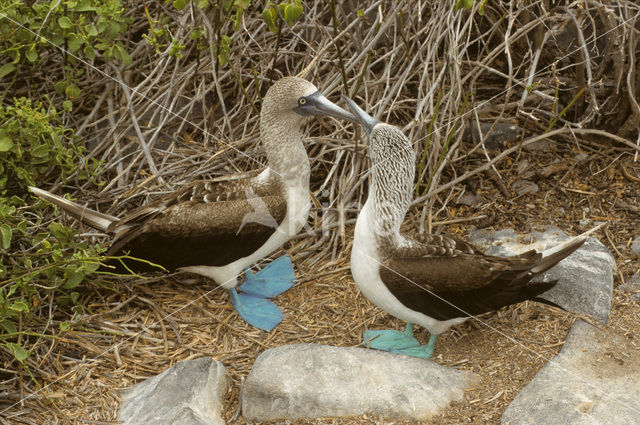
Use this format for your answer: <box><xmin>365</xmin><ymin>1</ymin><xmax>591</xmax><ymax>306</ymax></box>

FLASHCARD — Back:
<box><xmin>2</xmin><ymin>0</ymin><xmax>640</xmax><ymax>423</ymax></box>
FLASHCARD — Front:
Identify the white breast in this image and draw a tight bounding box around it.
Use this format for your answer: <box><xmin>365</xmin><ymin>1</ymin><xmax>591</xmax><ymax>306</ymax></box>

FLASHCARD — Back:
<box><xmin>351</xmin><ymin>202</ymin><xmax>466</xmax><ymax>335</ymax></box>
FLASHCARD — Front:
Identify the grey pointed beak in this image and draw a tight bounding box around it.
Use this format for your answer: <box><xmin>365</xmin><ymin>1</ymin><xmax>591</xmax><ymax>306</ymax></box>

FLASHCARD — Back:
<box><xmin>342</xmin><ymin>96</ymin><xmax>379</xmax><ymax>136</ymax></box>
<box><xmin>294</xmin><ymin>91</ymin><xmax>357</xmax><ymax>123</ymax></box>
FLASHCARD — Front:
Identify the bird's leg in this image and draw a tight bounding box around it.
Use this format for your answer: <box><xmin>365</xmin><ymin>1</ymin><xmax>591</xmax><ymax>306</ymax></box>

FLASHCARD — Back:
<box><xmin>362</xmin><ymin>322</ymin><xmax>436</xmax><ymax>359</ymax></box>
<box><xmin>230</xmin><ymin>256</ymin><xmax>296</xmax><ymax>331</ymax></box>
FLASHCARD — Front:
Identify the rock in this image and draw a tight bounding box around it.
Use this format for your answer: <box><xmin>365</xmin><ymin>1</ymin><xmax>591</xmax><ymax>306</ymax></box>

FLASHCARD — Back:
<box><xmin>119</xmin><ymin>357</ymin><xmax>227</xmax><ymax>425</ymax></box>
<box><xmin>464</xmin><ymin>121</ymin><xmax>523</xmax><ymax>149</ymax></box>
<box><xmin>502</xmin><ymin>320</ymin><xmax>640</xmax><ymax>425</ymax></box>
<box><xmin>457</xmin><ymin>191</ymin><xmax>485</xmax><ymax>206</ymax></box>
<box><xmin>242</xmin><ymin>344</ymin><xmax>478</xmax><ymax>421</ymax></box>
<box><xmin>511</xmin><ymin>180</ymin><xmax>539</xmax><ymax>196</ymax></box>
<box><xmin>470</xmin><ymin>225</ymin><xmax>614</xmax><ymax>323</ymax></box>
<box><xmin>619</xmin><ymin>273</ymin><xmax>640</xmax><ymax>293</ymax></box>
<box><xmin>631</xmin><ymin>236</ymin><xmax>640</xmax><ymax>254</ymax></box>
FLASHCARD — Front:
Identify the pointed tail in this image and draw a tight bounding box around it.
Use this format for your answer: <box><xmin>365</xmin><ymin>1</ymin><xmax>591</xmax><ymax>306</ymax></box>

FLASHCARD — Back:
<box><xmin>29</xmin><ymin>186</ymin><xmax>118</xmax><ymax>232</ymax></box>
<box><xmin>531</xmin><ymin>223</ymin><xmax>605</xmax><ymax>274</ymax></box>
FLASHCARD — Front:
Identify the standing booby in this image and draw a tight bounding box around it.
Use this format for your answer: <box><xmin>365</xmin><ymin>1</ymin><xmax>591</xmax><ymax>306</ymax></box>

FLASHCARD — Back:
<box><xmin>29</xmin><ymin>77</ymin><xmax>355</xmax><ymax>332</ymax></box>
<box><xmin>344</xmin><ymin>96</ymin><xmax>594</xmax><ymax>359</ymax></box>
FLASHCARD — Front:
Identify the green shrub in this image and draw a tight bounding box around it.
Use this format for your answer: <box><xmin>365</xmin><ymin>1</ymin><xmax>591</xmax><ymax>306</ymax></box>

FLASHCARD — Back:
<box><xmin>0</xmin><ymin>0</ymin><xmax>132</xmax><ymax>104</ymax></box>
<box><xmin>0</xmin><ymin>97</ymin><xmax>103</xmax><ymax>368</ymax></box>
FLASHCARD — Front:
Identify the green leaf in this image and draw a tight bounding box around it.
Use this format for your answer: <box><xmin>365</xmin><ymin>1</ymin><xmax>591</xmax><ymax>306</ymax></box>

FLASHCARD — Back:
<box><xmin>75</xmin><ymin>1</ymin><xmax>97</xmax><ymax>12</ymax></box>
<box><xmin>26</xmin><ymin>48</ymin><xmax>38</xmax><ymax>63</ymax></box>
<box><xmin>0</xmin><ymin>224</ymin><xmax>11</xmax><ymax>249</ymax></box>
<box><xmin>86</xmin><ymin>24</ymin><xmax>98</xmax><ymax>37</ymax></box>
<box><xmin>59</xmin><ymin>321</ymin><xmax>71</xmax><ymax>332</ymax></box>
<box><xmin>114</xmin><ymin>44</ymin><xmax>132</xmax><ymax>66</ymax></box>
<box><xmin>284</xmin><ymin>3</ymin><xmax>303</xmax><ymax>26</ymax></box>
<box><xmin>277</xmin><ymin>2</ymin><xmax>287</xmax><ymax>17</ymax></box>
<box><xmin>357</xmin><ymin>8</ymin><xmax>364</xmax><ymax>17</ymax></box>
<box><xmin>262</xmin><ymin>7</ymin><xmax>278</xmax><ymax>33</ymax></box>
<box><xmin>68</xmin><ymin>34</ymin><xmax>83</xmax><ymax>52</ymax></box>
<box><xmin>49</xmin><ymin>222</ymin><xmax>73</xmax><ymax>242</ymax></box>
<box><xmin>63</xmin><ymin>100</ymin><xmax>73</xmax><ymax>111</ymax></box>
<box><xmin>84</xmin><ymin>261</ymin><xmax>100</xmax><ymax>272</ymax></box>
<box><xmin>31</xmin><ymin>144</ymin><xmax>50</xmax><ymax>158</ymax></box>
<box><xmin>0</xmin><ymin>63</ymin><xmax>16</xmax><ymax>79</ymax></box>
<box><xmin>7</xmin><ymin>342</ymin><xmax>29</xmax><ymax>362</ymax></box>
<box><xmin>0</xmin><ymin>320</ymin><xmax>17</xmax><ymax>335</ymax></box>
<box><xmin>58</xmin><ymin>16</ymin><xmax>73</xmax><ymax>29</ymax></box>
<box><xmin>65</xmin><ymin>83</ymin><xmax>81</xmax><ymax>99</ymax></box>
<box><xmin>9</xmin><ymin>300</ymin><xmax>29</xmax><ymax>312</ymax></box>
<box><xmin>173</xmin><ymin>0</ymin><xmax>188</xmax><ymax>10</ymax></box>
<box><xmin>64</xmin><ymin>269</ymin><xmax>84</xmax><ymax>289</ymax></box>
<box><xmin>0</xmin><ymin>133</ymin><xmax>13</xmax><ymax>152</ymax></box>
<box><xmin>84</xmin><ymin>45</ymin><xmax>95</xmax><ymax>60</ymax></box>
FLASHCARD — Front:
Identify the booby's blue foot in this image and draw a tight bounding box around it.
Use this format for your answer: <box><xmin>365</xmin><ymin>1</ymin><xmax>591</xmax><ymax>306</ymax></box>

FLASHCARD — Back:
<box><xmin>363</xmin><ymin>323</ymin><xmax>436</xmax><ymax>359</ymax></box>
<box><xmin>238</xmin><ymin>255</ymin><xmax>296</xmax><ymax>298</ymax></box>
<box><xmin>228</xmin><ymin>288</ymin><xmax>283</xmax><ymax>332</ymax></box>
<box><xmin>229</xmin><ymin>256</ymin><xmax>296</xmax><ymax>331</ymax></box>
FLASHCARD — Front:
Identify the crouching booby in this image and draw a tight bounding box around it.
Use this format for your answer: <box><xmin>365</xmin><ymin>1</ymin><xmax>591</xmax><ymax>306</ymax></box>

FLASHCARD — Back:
<box><xmin>30</xmin><ymin>77</ymin><xmax>355</xmax><ymax>332</ymax></box>
<box><xmin>344</xmin><ymin>96</ymin><xmax>597</xmax><ymax>359</ymax></box>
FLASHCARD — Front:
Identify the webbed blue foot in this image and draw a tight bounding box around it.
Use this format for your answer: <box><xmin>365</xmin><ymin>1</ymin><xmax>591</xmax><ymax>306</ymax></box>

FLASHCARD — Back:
<box><xmin>229</xmin><ymin>288</ymin><xmax>282</xmax><ymax>331</ymax></box>
<box><xmin>238</xmin><ymin>255</ymin><xmax>296</xmax><ymax>298</ymax></box>
<box><xmin>363</xmin><ymin>323</ymin><xmax>436</xmax><ymax>359</ymax></box>
<box><xmin>230</xmin><ymin>256</ymin><xmax>296</xmax><ymax>331</ymax></box>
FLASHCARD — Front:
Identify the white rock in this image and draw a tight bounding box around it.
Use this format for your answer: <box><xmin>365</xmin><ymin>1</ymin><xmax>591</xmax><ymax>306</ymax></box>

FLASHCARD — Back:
<box><xmin>242</xmin><ymin>344</ymin><xmax>479</xmax><ymax>421</ymax></box>
<box><xmin>119</xmin><ymin>357</ymin><xmax>227</xmax><ymax>425</ymax></box>
<box><xmin>502</xmin><ymin>320</ymin><xmax>640</xmax><ymax>425</ymax></box>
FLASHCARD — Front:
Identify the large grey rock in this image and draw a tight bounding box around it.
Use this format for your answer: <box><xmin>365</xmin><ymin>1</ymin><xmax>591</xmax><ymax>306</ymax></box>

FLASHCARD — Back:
<box><xmin>242</xmin><ymin>344</ymin><xmax>478</xmax><ymax>421</ymax></box>
<box><xmin>119</xmin><ymin>357</ymin><xmax>227</xmax><ymax>425</ymax></box>
<box><xmin>502</xmin><ymin>320</ymin><xmax>640</xmax><ymax>425</ymax></box>
<box><xmin>470</xmin><ymin>225</ymin><xmax>614</xmax><ymax>322</ymax></box>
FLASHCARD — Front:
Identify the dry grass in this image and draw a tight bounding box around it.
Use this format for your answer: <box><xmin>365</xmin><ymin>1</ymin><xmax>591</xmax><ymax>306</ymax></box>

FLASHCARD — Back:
<box><xmin>2</xmin><ymin>0</ymin><xmax>640</xmax><ymax>423</ymax></box>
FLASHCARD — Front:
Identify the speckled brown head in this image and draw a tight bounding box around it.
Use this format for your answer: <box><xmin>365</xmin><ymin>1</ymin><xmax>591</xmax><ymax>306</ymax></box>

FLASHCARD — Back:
<box><xmin>261</xmin><ymin>76</ymin><xmax>356</xmax><ymax>122</ymax></box>
<box><xmin>260</xmin><ymin>77</ymin><xmax>355</xmax><ymax>179</ymax></box>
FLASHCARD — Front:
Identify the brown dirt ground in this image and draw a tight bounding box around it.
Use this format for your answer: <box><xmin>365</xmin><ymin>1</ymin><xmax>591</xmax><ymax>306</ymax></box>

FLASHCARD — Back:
<box><xmin>2</xmin><ymin>140</ymin><xmax>639</xmax><ymax>424</ymax></box>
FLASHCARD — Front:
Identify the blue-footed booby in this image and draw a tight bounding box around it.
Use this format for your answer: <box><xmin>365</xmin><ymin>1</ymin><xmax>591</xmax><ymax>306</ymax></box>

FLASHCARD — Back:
<box><xmin>29</xmin><ymin>77</ymin><xmax>355</xmax><ymax>332</ymax></box>
<box><xmin>344</xmin><ymin>96</ymin><xmax>596</xmax><ymax>359</ymax></box>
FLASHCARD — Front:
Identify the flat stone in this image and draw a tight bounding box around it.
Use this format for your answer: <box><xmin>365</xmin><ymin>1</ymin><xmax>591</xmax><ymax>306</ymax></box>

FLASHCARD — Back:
<box><xmin>242</xmin><ymin>344</ymin><xmax>478</xmax><ymax>421</ymax></box>
<box><xmin>119</xmin><ymin>357</ymin><xmax>227</xmax><ymax>425</ymax></box>
<box><xmin>470</xmin><ymin>225</ymin><xmax>614</xmax><ymax>323</ymax></box>
<box><xmin>631</xmin><ymin>236</ymin><xmax>640</xmax><ymax>254</ymax></box>
<box><xmin>502</xmin><ymin>320</ymin><xmax>640</xmax><ymax>425</ymax></box>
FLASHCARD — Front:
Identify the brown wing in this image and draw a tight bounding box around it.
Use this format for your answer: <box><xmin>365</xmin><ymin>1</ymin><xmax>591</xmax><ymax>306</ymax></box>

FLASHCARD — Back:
<box><xmin>379</xmin><ymin>233</ymin><xmax>557</xmax><ymax>321</ymax></box>
<box><xmin>104</xmin><ymin>172</ymin><xmax>288</xmax><ymax>272</ymax></box>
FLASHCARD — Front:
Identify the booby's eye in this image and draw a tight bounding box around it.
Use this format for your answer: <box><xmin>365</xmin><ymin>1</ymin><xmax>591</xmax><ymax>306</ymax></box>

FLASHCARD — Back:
<box><xmin>298</xmin><ymin>97</ymin><xmax>307</xmax><ymax>105</ymax></box>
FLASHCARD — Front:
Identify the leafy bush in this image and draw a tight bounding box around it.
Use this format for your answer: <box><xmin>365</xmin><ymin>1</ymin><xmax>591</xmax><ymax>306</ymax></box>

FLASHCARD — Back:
<box><xmin>0</xmin><ymin>0</ymin><xmax>132</xmax><ymax>103</ymax></box>
<box><xmin>0</xmin><ymin>98</ymin><xmax>103</xmax><ymax>368</ymax></box>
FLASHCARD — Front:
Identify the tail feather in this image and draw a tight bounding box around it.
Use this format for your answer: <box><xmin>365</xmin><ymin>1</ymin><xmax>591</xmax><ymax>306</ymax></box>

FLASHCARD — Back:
<box><xmin>29</xmin><ymin>186</ymin><xmax>118</xmax><ymax>232</ymax></box>
<box><xmin>531</xmin><ymin>223</ymin><xmax>605</xmax><ymax>275</ymax></box>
